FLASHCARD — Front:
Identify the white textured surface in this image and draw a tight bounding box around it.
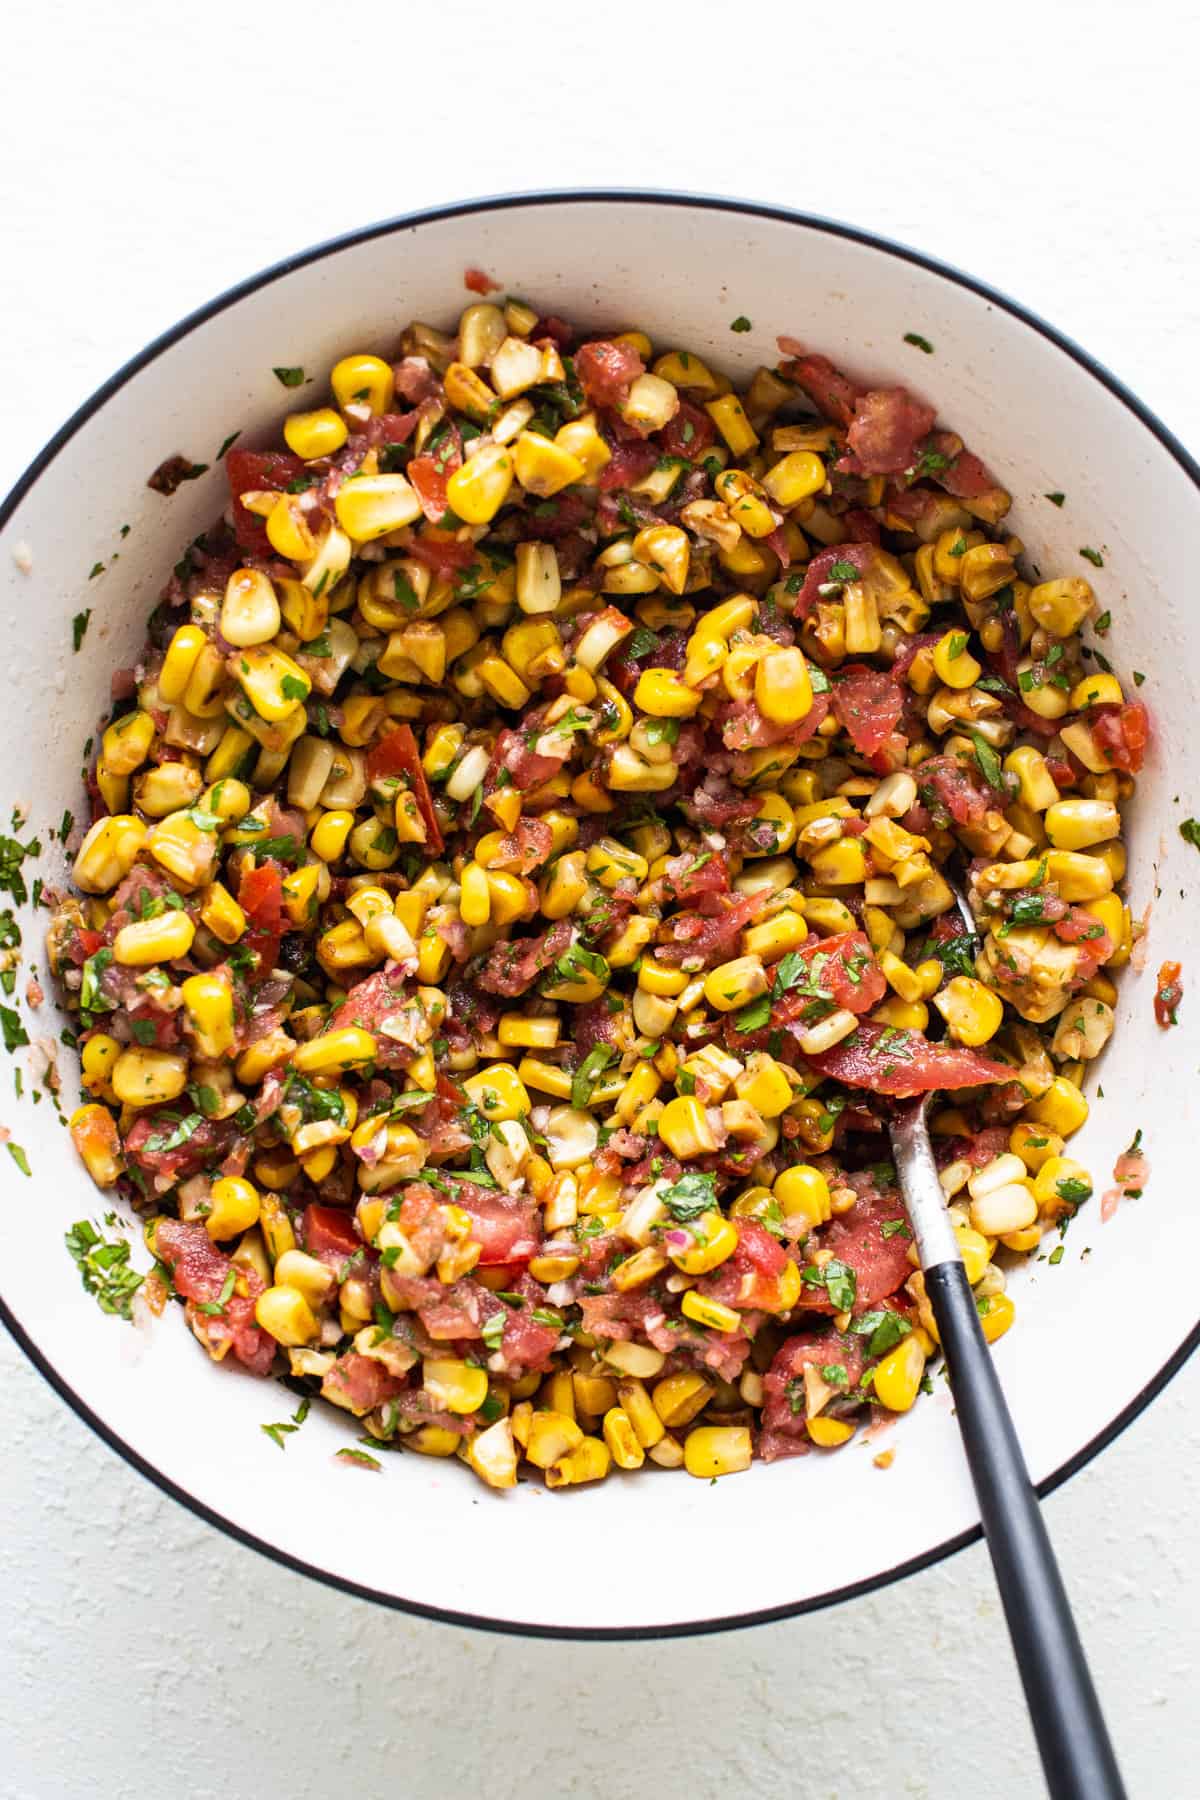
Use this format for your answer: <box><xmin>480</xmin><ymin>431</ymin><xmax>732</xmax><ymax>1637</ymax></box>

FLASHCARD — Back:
<box><xmin>2</xmin><ymin>1</ymin><xmax>1198</xmax><ymax>1793</ymax></box>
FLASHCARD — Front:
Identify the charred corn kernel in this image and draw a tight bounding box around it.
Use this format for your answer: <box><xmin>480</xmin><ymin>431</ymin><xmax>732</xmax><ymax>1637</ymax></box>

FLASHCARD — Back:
<box><xmin>755</xmin><ymin>647</ymin><xmax>813</xmax><ymax>724</ymax></box>
<box><xmin>741</xmin><ymin>910</ymin><xmax>809</xmax><ymax>961</ymax></box>
<box><xmin>614</xmin><ymin>1378</ymin><xmax>665</xmax><ymax>1449</ymax></box>
<box><xmin>733</xmin><ymin>1053</ymin><xmax>792</xmax><ymax>1119</ymax></box>
<box><xmin>933</xmin><ymin>976</ymin><xmax>1004</xmax><ymax>1046</ymax></box>
<box><xmin>523</xmin><ymin>1409</ymin><xmax>584</xmax><ymax>1469</ymax></box>
<box><xmin>73</xmin><ymin>815</ymin><xmax>147</xmax><ymax>894</ymax></box>
<box><xmin>1044</xmin><ymin>850</ymin><xmax>1113</xmax><ymax>903</ymax></box>
<box><xmin>462</xmin><ymin>1418</ymin><xmax>518</xmax><ymax>1490</ymax></box>
<box><xmin>1005</xmin><ymin>745</ymin><xmax>1060</xmax><ymax>811</ymax></box>
<box><xmin>180</xmin><ymin>973</ymin><xmax>235</xmax><ymax>1058</ymax></box>
<box><xmin>609</xmin><ymin>1244</ymin><xmax>668</xmax><ymax>1292</ymax></box>
<box><xmin>706</xmin><ymin>393</ymin><xmax>758</xmax><ymax>455</ymax></box>
<box><xmin>330</xmin><ymin>352</ymin><xmax>394</xmax><ymax>416</ymax></box>
<box><xmin>808</xmin><ymin>838</ymin><xmax>869</xmax><ymax>886</ymax></box>
<box><xmin>421</xmin><ymin>1358</ymin><xmax>489</xmax><ymax>1416</ymax></box>
<box><xmin>775</xmin><ymin>1164</ymin><xmax>833</xmax><ymax>1227</ymax></box>
<box><xmin>658</xmin><ymin>1095</ymin><xmax>719</xmax><ymax>1159</ymax></box>
<box><xmin>463</xmin><ymin>1063</ymin><xmax>530</xmax><ymax>1120</ymax></box>
<box><xmin>512</xmin><ymin>430</ymin><xmax>586</xmax><ymax>500</ymax></box>
<box><xmin>601</xmin><ymin>1407</ymin><xmax>645</xmax><ymax>1470</ymax></box>
<box><xmin>1071</xmin><ymin>672</ymin><xmax>1124</xmax><ymax>709</ymax></box>
<box><xmin>546</xmin><ymin>1437</ymin><xmax>611</xmax><ymax>1489</ymax></box>
<box><xmin>112</xmin><ymin>910</ymin><xmax>196</xmax><ymax>966</ymax></box>
<box><xmin>1033</xmin><ymin>1155</ymin><xmax>1093</xmax><ymax>1214</ymax></box>
<box><xmin>667</xmin><ymin>1209</ymin><xmax>738</xmax><ymax>1275</ymax></box>
<box><xmin>159</xmin><ymin>626</ymin><xmax>207</xmax><ymax>703</ymax></box>
<box><xmin>873</xmin><ymin>1335</ymin><xmax>927</xmax><ymax>1413</ymax></box>
<box><xmin>632</xmin><ymin>524</ymin><xmax>690</xmax><ymax>595</ymax></box>
<box><xmin>334</xmin><ymin>472</ymin><xmax>422</xmax><ymax>542</ymax></box>
<box><xmin>310</xmin><ymin>809</ymin><xmax>354</xmax><ymax>861</ymax></box>
<box><xmin>633</xmin><ymin>667</ymin><xmax>701</xmax><ymax>719</ymax></box>
<box><xmin>205</xmin><ymin>1176</ymin><xmax>261</xmax><ymax>1241</ymax></box>
<box><xmin>235</xmin><ymin>645</ymin><xmax>310</xmax><ymax>722</ymax></box>
<box><xmin>652</xmin><ymin>349</ymin><xmax>717</xmax><ymax>392</ymax></box>
<box><xmin>684</xmin><ymin>1425</ymin><xmax>752</xmax><ymax>1479</ymax></box>
<box><xmin>959</xmin><ymin>542</ymin><xmax>1015</xmax><ymax>601</ymax></box>
<box><xmin>236</xmin><ymin>1028</ymin><xmax>296</xmax><ymax>1086</ymax></box>
<box><xmin>703</xmin><ymin>955</ymin><xmax>768</xmax><ymax>1013</ymax></box>
<box><xmin>1010</xmin><ymin>1122</ymin><xmax>1066</xmax><ymax>1171</ymax></box>
<box><xmin>221</xmin><ymin>568</ymin><xmax>280</xmax><ymax>647</ymax></box>
<box><xmin>283</xmin><ymin>406</ymin><xmax>348</xmax><ymax>460</ymax></box>
<box><xmin>69</xmin><ymin>1103</ymin><xmax>125</xmax><ymax>1187</ymax></box>
<box><xmin>932</xmin><ymin>628</ymin><xmax>982</xmax><ymax>688</ymax></box>
<box><xmin>129</xmin><ymin>759</ymin><xmax>198</xmax><ymax>816</ymax></box>
<box><xmin>278</xmin><ymin>864</ymin><xmax>320</xmax><ymax>930</ymax></box>
<box><xmin>102</xmin><ymin>710</ymin><xmax>156</xmax><ymax>776</ymax></box>
<box><xmin>293</xmin><ymin>1027</ymin><xmax>376</xmax><ymax>1073</ymax></box>
<box><xmin>1044</xmin><ymin>798</ymin><xmax>1120</xmax><ymax>851</ymax></box>
<box><xmin>255</xmin><ymin>1192</ymin><xmax>295</xmax><ymax>1266</ymax></box>
<box><xmin>681</xmin><ymin>1291</ymin><xmax>741</xmax><ymax>1334</ymax></box>
<box><xmin>443</xmin><ymin>361</ymin><xmax>497</xmax><ymax>419</ymax></box>
<box><xmin>256</xmin><ymin>1284</ymin><xmax>319</xmax><ymax>1347</ymax></box>
<box><xmin>977</xmin><ymin>1291</ymin><xmax>1016</xmax><ymax>1343</ymax></box>
<box><xmin>1026</xmin><ymin>1075</ymin><xmax>1089</xmax><ymax>1138</ymax></box>
<box><xmin>762</xmin><ymin>450</ymin><xmax>826</xmax><ymax>507</ymax></box>
<box><xmin>81</xmin><ymin>1033</ymin><xmax>121</xmax><ymax>1099</ymax></box>
<box><xmin>111</xmin><ymin>1045</ymin><xmax>189</xmax><ymax>1107</ymax></box>
<box><xmin>1028</xmin><ymin>577</ymin><xmax>1094</xmax><ymax>636</ymax></box>
<box><xmin>652</xmin><ymin>1372</ymin><xmax>713</xmax><ymax>1428</ymax></box>
<box><xmin>955</xmin><ymin>1224</ymin><xmax>992</xmax><ymax>1285</ymax></box>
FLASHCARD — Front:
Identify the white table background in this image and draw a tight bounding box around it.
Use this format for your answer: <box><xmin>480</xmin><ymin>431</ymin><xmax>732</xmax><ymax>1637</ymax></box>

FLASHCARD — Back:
<box><xmin>3</xmin><ymin>3</ymin><xmax>1198</xmax><ymax>1794</ymax></box>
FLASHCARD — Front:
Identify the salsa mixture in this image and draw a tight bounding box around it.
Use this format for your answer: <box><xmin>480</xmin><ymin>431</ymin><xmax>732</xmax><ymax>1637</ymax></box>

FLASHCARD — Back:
<box><xmin>50</xmin><ymin>294</ymin><xmax>1146</xmax><ymax>1488</ymax></box>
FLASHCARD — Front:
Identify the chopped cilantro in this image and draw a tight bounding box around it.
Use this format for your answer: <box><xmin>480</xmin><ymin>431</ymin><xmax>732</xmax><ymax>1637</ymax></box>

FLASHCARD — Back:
<box><xmin>730</xmin><ymin>315</ymin><xmax>753</xmax><ymax>333</ymax></box>
<box><xmin>903</xmin><ymin>332</ymin><xmax>934</xmax><ymax>353</ymax></box>
<box><xmin>65</xmin><ymin>1217</ymin><xmax>142</xmax><ymax>1317</ymax></box>
<box><xmin>1079</xmin><ymin>546</ymin><xmax>1104</xmax><ymax>567</ymax></box>
<box><xmin>660</xmin><ymin>1171</ymin><xmax>718</xmax><ymax>1223</ymax></box>
<box><xmin>1044</xmin><ymin>491</ymin><xmax>1066</xmax><ymax>507</ymax></box>
<box><xmin>273</xmin><ymin>366</ymin><xmax>305</xmax><ymax>387</ymax></box>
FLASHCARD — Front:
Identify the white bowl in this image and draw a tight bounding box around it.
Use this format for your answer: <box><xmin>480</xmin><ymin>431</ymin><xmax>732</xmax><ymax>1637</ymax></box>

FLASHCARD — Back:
<box><xmin>1</xmin><ymin>191</ymin><xmax>1196</xmax><ymax>1637</ymax></box>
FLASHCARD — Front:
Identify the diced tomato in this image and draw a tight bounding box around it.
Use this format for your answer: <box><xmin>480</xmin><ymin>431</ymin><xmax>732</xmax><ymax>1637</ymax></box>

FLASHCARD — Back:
<box><xmin>407</xmin><ymin>530</ymin><xmax>476</xmax><ymax>575</ymax></box>
<box><xmin>777</xmin><ymin>352</ymin><xmax>863</xmax><ymax>427</ymax></box>
<box><xmin>698</xmin><ymin>1219</ymin><xmax>792</xmax><ymax>1312</ymax></box>
<box><xmin>364</xmin><ymin>725</ymin><xmax>443</xmax><ymax>854</ymax></box>
<box><xmin>831</xmin><ymin>664</ymin><xmax>904</xmax><ymax>756</ymax></box>
<box><xmin>914</xmin><ymin>752</ymin><xmax>995</xmax><ymax>826</ymax></box>
<box><xmin>841</xmin><ymin>388</ymin><xmax>937</xmax><ymax>476</ymax></box>
<box><xmin>449</xmin><ymin>1182</ymin><xmax>540</xmax><ymax>1265</ymax></box>
<box><xmin>597</xmin><ymin>436</ymin><xmax>659</xmax><ymax>493</ymax></box>
<box><xmin>124</xmin><ymin>1113</ymin><xmax>236</xmax><ymax>1185</ymax></box>
<box><xmin>795</xmin><ymin>543</ymin><xmax>877</xmax><ymax>619</ymax></box>
<box><xmin>464</xmin><ymin>266</ymin><xmax>498</xmax><ymax>294</ymax></box>
<box><xmin>659</xmin><ymin>850</ymin><xmax>730</xmax><ymax>903</ymax></box>
<box><xmin>654</xmin><ymin>891</ymin><xmax>767</xmax><ymax>968</ymax></box>
<box><xmin>803</xmin><ymin>1018</ymin><xmax>1009</xmax><ymax>1097</ymax></box>
<box><xmin>407</xmin><ymin>423</ymin><xmax>462</xmax><ymax>523</ymax></box>
<box><xmin>237</xmin><ymin>863</ymin><xmax>284</xmax><ymax>977</ymax></box>
<box><xmin>659</xmin><ymin>398</ymin><xmax>715</xmax><ymax>460</ymax></box>
<box><xmin>486</xmin><ymin>818</ymin><xmax>553</xmax><ymax>875</ymax></box>
<box><xmin>759</xmin><ymin>1328</ymin><xmax>865</xmax><ymax>1461</ymax></box>
<box><xmin>721</xmin><ymin>694</ymin><xmax>830</xmax><ymax>751</ymax></box>
<box><xmin>777</xmin><ymin>930</ymin><xmax>887</xmax><ymax>1017</ymax></box>
<box><xmin>323</xmin><ymin>1352</ymin><xmax>409</xmax><ymax>1414</ymax></box>
<box><xmin>924</xmin><ymin>434</ymin><xmax>996</xmax><ymax>500</ymax></box>
<box><xmin>303</xmin><ymin>1203</ymin><xmax>361</xmax><ymax>1265</ymax></box>
<box><xmin>478</xmin><ymin>920</ymin><xmax>572</xmax><ymax>997</ymax></box>
<box><xmin>575</xmin><ymin>339</ymin><xmax>645</xmax><ymax>409</ymax></box>
<box><xmin>225</xmin><ymin>448</ymin><xmax>306</xmax><ymax>556</ymax></box>
<box><xmin>155</xmin><ymin>1219</ymin><xmax>275</xmax><ymax>1374</ymax></box>
<box><xmin>325</xmin><ymin>964</ymin><xmax>412</xmax><ymax>1067</ymax></box>
<box><xmin>66</xmin><ymin>926</ymin><xmax>104</xmax><ymax>967</ymax></box>
<box><xmin>1154</xmin><ymin>960</ymin><xmax>1182</xmax><ymax>1028</ymax></box>
<box><xmin>1090</xmin><ymin>701</ymin><xmax>1149</xmax><ymax>774</ymax></box>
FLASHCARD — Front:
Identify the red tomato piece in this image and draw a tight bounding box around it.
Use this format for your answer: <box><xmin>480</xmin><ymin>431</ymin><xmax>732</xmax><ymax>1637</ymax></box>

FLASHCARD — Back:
<box><xmin>449</xmin><ymin>1182</ymin><xmax>540</xmax><ymax>1265</ymax></box>
<box><xmin>830</xmin><ymin>664</ymin><xmax>905</xmax><ymax>756</ymax></box>
<box><xmin>225</xmin><ymin>448</ymin><xmax>306</xmax><ymax>556</ymax></box>
<box><xmin>364</xmin><ymin>725</ymin><xmax>443</xmax><ymax>854</ymax></box>
<box><xmin>1090</xmin><ymin>701</ymin><xmax>1149</xmax><ymax>774</ymax></box>
<box><xmin>575</xmin><ymin>339</ymin><xmax>645</xmax><ymax>409</ymax></box>
<box><xmin>794</xmin><ymin>543</ymin><xmax>877</xmax><ymax>620</ymax></box>
<box><xmin>463</xmin><ymin>266</ymin><xmax>499</xmax><ymax>294</ymax></box>
<box><xmin>1154</xmin><ymin>960</ymin><xmax>1183</xmax><ymax>1028</ymax></box>
<box><xmin>659</xmin><ymin>398</ymin><xmax>715</xmax><ymax>460</ymax></box>
<box><xmin>407</xmin><ymin>423</ymin><xmax>462</xmax><ymax>523</ymax></box>
<box><xmin>840</xmin><ymin>387</ymin><xmax>936</xmax><ymax>476</ymax></box>
<box><xmin>759</xmin><ymin>1328</ymin><xmax>866</xmax><ymax>1460</ymax></box>
<box><xmin>237</xmin><ymin>863</ymin><xmax>284</xmax><ymax>977</ymax></box>
<box><xmin>698</xmin><ymin>1219</ymin><xmax>790</xmax><ymax>1311</ymax></box>
<box><xmin>777</xmin><ymin>352</ymin><xmax>863</xmax><ymax>427</ymax></box>
<box><xmin>803</xmin><ymin>1018</ymin><xmax>1009</xmax><ymax>1098</ymax></box>
<box><xmin>406</xmin><ymin>530</ymin><xmax>476</xmax><ymax>576</ymax></box>
<box><xmin>323</xmin><ymin>1352</ymin><xmax>409</xmax><ymax>1414</ymax></box>
<box><xmin>303</xmin><ymin>1204</ymin><xmax>361</xmax><ymax>1264</ymax></box>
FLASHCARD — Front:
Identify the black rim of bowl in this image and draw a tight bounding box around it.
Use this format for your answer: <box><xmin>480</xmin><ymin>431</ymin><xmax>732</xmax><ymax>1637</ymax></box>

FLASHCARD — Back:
<box><xmin>2</xmin><ymin>187</ymin><xmax>1197</xmax><ymax>1641</ymax></box>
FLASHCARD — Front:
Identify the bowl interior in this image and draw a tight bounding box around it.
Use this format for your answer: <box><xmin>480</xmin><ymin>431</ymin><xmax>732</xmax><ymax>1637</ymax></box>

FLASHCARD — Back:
<box><xmin>1</xmin><ymin>194</ymin><xmax>1196</xmax><ymax>1634</ymax></box>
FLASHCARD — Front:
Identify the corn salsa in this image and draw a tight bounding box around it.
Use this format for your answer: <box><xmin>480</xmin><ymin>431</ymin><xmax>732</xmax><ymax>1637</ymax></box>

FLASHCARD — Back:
<box><xmin>50</xmin><ymin>296</ymin><xmax>1146</xmax><ymax>1488</ymax></box>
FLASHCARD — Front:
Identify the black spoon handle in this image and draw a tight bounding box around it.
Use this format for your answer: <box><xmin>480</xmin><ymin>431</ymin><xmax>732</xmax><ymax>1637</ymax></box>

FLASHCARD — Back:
<box><xmin>925</xmin><ymin>1260</ymin><xmax>1126</xmax><ymax>1800</ymax></box>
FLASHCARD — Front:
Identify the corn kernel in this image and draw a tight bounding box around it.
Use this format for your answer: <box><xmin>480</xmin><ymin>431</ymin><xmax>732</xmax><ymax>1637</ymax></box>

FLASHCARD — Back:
<box><xmin>684</xmin><ymin>1426</ymin><xmax>752</xmax><ymax>1479</ymax></box>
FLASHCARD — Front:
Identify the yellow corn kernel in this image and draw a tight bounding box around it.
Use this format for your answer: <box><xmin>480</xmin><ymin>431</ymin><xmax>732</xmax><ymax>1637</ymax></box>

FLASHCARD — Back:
<box><xmin>615</xmin><ymin>1378</ymin><xmax>665</xmax><ymax>1448</ymax></box>
<box><xmin>755</xmin><ymin>646</ymin><xmax>813</xmax><ymax>724</ymax></box>
<box><xmin>633</xmin><ymin>666</ymin><xmax>701</xmax><ymax>718</ymax></box>
<box><xmin>255</xmin><ymin>1284</ymin><xmax>319</xmax><ymax>1347</ymax></box>
<box><xmin>456</xmin><ymin>861</ymin><xmax>490</xmax><ymax>927</ymax></box>
<box><xmin>293</xmin><ymin>1027</ymin><xmax>377</xmax><ymax>1074</ymax></box>
<box><xmin>1025</xmin><ymin>1076</ymin><xmax>1089</xmax><ymax>1139</ymax></box>
<box><xmin>706</xmin><ymin>394</ymin><xmax>759</xmax><ymax>456</ymax></box>
<box><xmin>335</xmin><ymin>475</ymin><xmax>423</xmax><ymax>547</ymax></box>
<box><xmin>955</xmin><ymin>1224</ymin><xmax>992</xmax><ymax>1286</ymax></box>
<box><xmin>774</xmin><ymin>1163</ymin><xmax>833</xmax><ymax>1227</ymax></box>
<box><xmin>111</xmin><ymin>1045</ymin><xmax>189</xmax><ymax>1107</ymax></box>
<box><xmin>632</xmin><ymin>524</ymin><xmax>690</xmax><ymax>596</ymax></box>
<box><xmin>667</xmin><ymin>1210</ymin><xmax>738</xmax><ymax>1275</ymax></box>
<box><xmin>112</xmin><ymin>910</ymin><xmax>196</xmax><ymax>967</ymax></box>
<box><xmin>872</xmin><ymin>1335</ymin><xmax>928</xmax><ymax>1413</ymax></box>
<box><xmin>445</xmin><ymin>444</ymin><xmax>514</xmax><ymax>524</ymax></box>
<box><xmin>638</xmin><ymin>959</ymin><xmax>689</xmax><ymax>998</ymax></box>
<box><xmin>309</xmin><ymin>809</ymin><xmax>354</xmax><ymax>862</ymax></box>
<box><xmin>330</xmin><ymin>352</ymin><xmax>394</xmax><ymax>416</ymax></box>
<box><xmin>653</xmin><ymin>1371</ymin><xmax>713</xmax><ymax>1428</ymax></box>
<box><xmin>205</xmin><ymin>1176</ymin><xmax>261</xmax><ymax>1242</ymax></box>
<box><xmin>807</xmin><ymin>838</ymin><xmax>869</xmax><ymax>886</ymax></box>
<box><xmin>554</xmin><ymin>412</ymin><xmax>611</xmax><ymax>481</ymax></box>
<box><xmin>80</xmin><ymin>1032</ymin><xmax>121</xmax><ymax>1101</ymax></box>
<box><xmin>1005</xmin><ymin>744</ymin><xmax>1060</xmax><ymax>812</ymax></box>
<box><xmin>159</xmin><ymin>626</ymin><xmax>207</xmax><ymax>704</ymax></box>
<box><xmin>680</xmin><ymin>1290</ymin><xmax>741</xmax><ymax>1335</ymax></box>
<box><xmin>204</xmin><ymin>725</ymin><xmax>256</xmax><ymax>784</ymax></box>
<box><xmin>70</xmin><ymin>1104</ymin><xmax>125</xmax><ymax>1188</ymax></box>
<box><xmin>684</xmin><ymin>1425</ymin><xmax>752</xmax><ymax>1479</ymax></box>
<box><xmin>180</xmin><ymin>972</ymin><xmax>235</xmax><ymax>1059</ymax></box>
<box><xmin>461</xmin><ymin>1417</ymin><xmax>518</xmax><ymax>1490</ymax></box>
<box><xmin>657</xmin><ymin>1095</ymin><xmax>719</xmax><ymax>1159</ymax></box>
<box><xmin>463</xmin><ymin>1063</ymin><xmax>530</xmax><ymax>1121</ymax></box>
<box><xmin>703</xmin><ymin>955</ymin><xmax>768</xmax><ymax>1013</ymax></box>
<box><xmin>932</xmin><ymin>628</ymin><xmax>982</xmax><ymax>689</ymax></box>
<box><xmin>932</xmin><ymin>975</ymin><xmax>1004</xmax><ymax>1046</ymax></box>
<box><xmin>762</xmin><ymin>451</ymin><xmax>825</xmax><ymax>507</ymax></box>
<box><xmin>871</xmin><ymin>997</ymin><xmax>929</xmax><ymax>1031</ymax></box>
<box><xmin>1044</xmin><ymin>798</ymin><xmax>1120</xmax><ymax>852</ymax></box>
<box><xmin>221</xmin><ymin>569</ymin><xmax>281</xmax><ymax>649</ymax></box>
<box><xmin>101</xmin><ymin>710</ymin><xmax>155</xmax><ymax>778</ymax></box>
<box><xmin>276</xmin><ymin>864</ymin><xmax>319</xmax><ymax>930</ymax></box>
<box><xmin>236</xmin><ymin>1028</ymin><xmax>296</xmax><ymax>1086</ymax></box>
<box><xmin>523</xmin><ymin>1409</ymin><xmax>584</xmax><ymax>1469</ymax></box>
<box><xmin>1044</xmin><ymin>850</ymin><xmax>1113</xmax><ymax>904</ymax></box>
<box><xmin>422</xmin><ymin>1357</ymin><xmax>489</xmax><ymax>1416</ymax></box>
<box><xmin>975</xmin><ymin>1290</ymin><xmax>1016</xmax><ymax>1344</ymax></box>
<box><xmin>234</xmin><ymin>645</ymin><xmax>310</xmax><ymax>723</ymax></box>
<box><xmin>598</xmin><ymin>1407</ymin><xmax>644</xmax><ymax>1470</ymax></box>
<box><xmin>72</xmin><ymin>816</ymin><xmax>148</xmax><ymax>895</ymax></box>
<box><xmin>545</xmin><ymin>1437</ymin><xmax>612</xmax><ymax>1489</ymax></box>
<box><xmin>282</xmin><ymin>406</ymin><xmax>347</xmax><ymax>460</ymax></box>
<box><xmin>803</xmin><ymin>1415</ymin><xmax>853</xmax><ymax>1448</ymax></box>
<box><xmin>652</xmin><ymin>349</ymin><xmax>717</xmax><ymax>393</ymax></box>
<box><xmin>1028</xmin><ymin>577</ymin><xmax>1094</xmax><ymax>636</ymax></box>
<box><xmin>1032</xmin><ymin>1154</ymin><xmax>1093</xmax><ymax>1216</ymax></box>
<box><xmin>512</xmin><ymin>430</ymin><xmax>586</xmax><ymax>499</ymax></box>
<box><xmin>1071</xmin><ymin>671</ymin><xmax>1124</xmax><ymax>710</ymax></box>
<box><xmin>496</xmin><ymin>1014</ymin><xmax>560</xmax><ymax>1051</ymax></box>
<box><xmin>415</xmin><ymin>929</ymin><xmax>452</xmax><ymax>984</ymax></box>
<box><xmin>733</xmin><ymin>1053</ymin><xmax>792</xmax><ymax>1119</ymax></box>
<box><xmin>741</xmin><ymin>910</ymin><xmax>809</xmax><ymax>963</ymax></box>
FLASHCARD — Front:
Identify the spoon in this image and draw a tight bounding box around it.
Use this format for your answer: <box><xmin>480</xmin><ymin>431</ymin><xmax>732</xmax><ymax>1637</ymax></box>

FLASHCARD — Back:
<box><xmin>887</xmin><ymin>879</ymin><xmax>1126</xmax><ymax>1799</ymax></box>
